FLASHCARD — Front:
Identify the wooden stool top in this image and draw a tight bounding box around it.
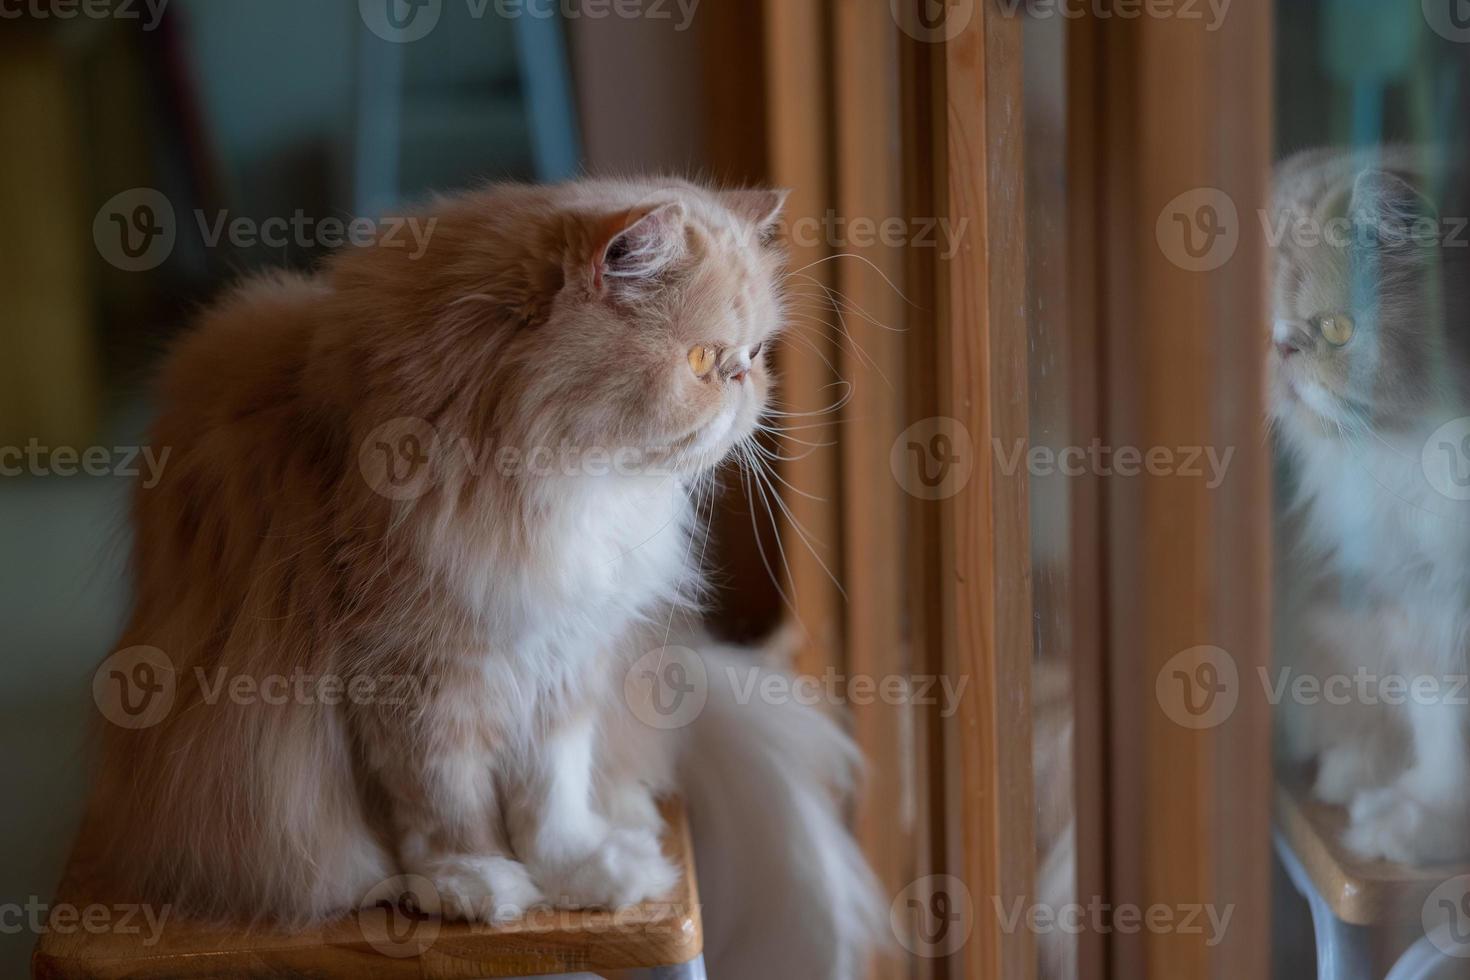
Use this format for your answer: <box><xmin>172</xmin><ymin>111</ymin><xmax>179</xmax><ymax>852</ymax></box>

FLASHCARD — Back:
<box><xmin>1275</xmin><ymin>781</ymin><xmax>1467</xmax><ymax>926</ymax></box>
<box><xmin>32</xmin><ymin>798</ymin><xmax>703</xmax><ymax>980</ymax></box>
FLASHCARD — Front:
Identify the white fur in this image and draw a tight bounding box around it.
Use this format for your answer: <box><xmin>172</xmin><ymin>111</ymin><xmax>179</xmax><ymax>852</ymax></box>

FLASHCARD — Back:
<box><xmin>1278</xmin><ymin>402</ymin><xmax>1470</xmax><ymax>863</ymax></box>
<box><xmin>604</xmin><ymin>634</ymin><xmax>888</xmax><ymax>980</ymax></box>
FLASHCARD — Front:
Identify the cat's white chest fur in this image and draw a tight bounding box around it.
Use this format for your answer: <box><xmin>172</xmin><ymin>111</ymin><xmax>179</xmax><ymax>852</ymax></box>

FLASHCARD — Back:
<box><xmin>1295</xmin><ymin>429</ymin><xmax>1470</xmax><ymax>603</ymax></box>
<box><xmin>443</xmin><ymin>475</ymin><xmax>694</xmax><ymax>679</ymax></box>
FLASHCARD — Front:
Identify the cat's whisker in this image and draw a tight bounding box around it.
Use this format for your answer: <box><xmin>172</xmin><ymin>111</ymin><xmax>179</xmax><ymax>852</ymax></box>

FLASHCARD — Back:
<box><xmin>761</xmin><ymin>382</ymin><xmax>853</xmax><ymax>419</ymax></box>
<box><xmin>777</xmin><ymin>326</ymin><xmax>847</xmax><ymax>379</ymax></box>
<box><xmin>784</xmin><ymin>273</ymin><xmax>907</xmax><ymax>334</ymax></box>
<box><xmin>780</xmin><ymin>252</ymin><xmax>920</xmax><ymax>315</ymax></box>
<box><xmin>752</xmin><ymin>421</ymin><xmax>838</xmax><ymax>447</ymax></box>
<box><xmin>736</xmin><ymin>445</ymin><xmax>800</xmax><ymax>619</ymax></box>
<box><xmin>781</xmin><ymin>287</ymin><xmax>894</xmax><ymax>390</ymax></box>
<box><xmin>742</xmin><ymin>445</ymin><xmax>829</xmax><ymax>502</ymax></box>
<box><xmin>744</xmin><ymin>448</ymin><xmax>847</xmax><ymax>600</ymax></box>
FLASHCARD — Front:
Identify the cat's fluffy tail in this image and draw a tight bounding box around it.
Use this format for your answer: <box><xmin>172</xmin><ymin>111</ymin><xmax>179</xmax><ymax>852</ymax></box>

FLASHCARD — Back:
<box><xmin>670</xmin><ymin>635</ymin><xmax>888</xmax><ymax>980</ymax></box>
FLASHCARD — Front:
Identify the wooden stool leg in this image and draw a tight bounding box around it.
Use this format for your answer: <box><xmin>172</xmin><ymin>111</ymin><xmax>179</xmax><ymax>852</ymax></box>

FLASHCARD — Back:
<box><xmin>1275</xmin><ymin>831</ymin><xmax>1376</xmax><ymax>980</ymax></box>
<box><xmin>640</xmin><ymin>955</ymin><xmax>708</xmax><ymax>979</ymax></box>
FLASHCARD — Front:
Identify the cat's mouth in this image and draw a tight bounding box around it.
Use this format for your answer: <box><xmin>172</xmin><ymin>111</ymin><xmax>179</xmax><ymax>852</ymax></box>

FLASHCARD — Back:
<box><xmin>659</xmin><ymin>396</ymin><xmax>760</xmax><ymax>473</ymax></box>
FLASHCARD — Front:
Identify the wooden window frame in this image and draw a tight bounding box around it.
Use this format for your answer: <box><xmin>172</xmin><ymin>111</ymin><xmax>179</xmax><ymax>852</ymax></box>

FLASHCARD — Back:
<box><xmin>712</xmin><ymin>2</ymin><xmax>1276</xmax><ymax>977</ymax></box>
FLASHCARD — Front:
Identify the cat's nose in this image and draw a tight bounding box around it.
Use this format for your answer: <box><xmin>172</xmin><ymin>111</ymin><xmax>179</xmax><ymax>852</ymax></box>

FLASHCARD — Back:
<box><xmin>721</xmin><ymin>347</ymin><xmax>753</xmax><ymax>383</ymax></box>
<box><xmin>1275</xmin><ymin>340</ymin><xmax>1302</xmax><ymax>359</ymax></box>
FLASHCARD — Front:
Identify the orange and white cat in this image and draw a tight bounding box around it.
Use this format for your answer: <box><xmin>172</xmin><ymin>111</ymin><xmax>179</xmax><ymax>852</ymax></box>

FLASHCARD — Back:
<box><xmin>1270</xmin><ymin>147</ymin><xmax>1470</xmax><ymax>865</ymax></box>
<box><xmin>91</xmin><ymin>179</ymin><xmax>882</xmax><ymax>979</ymax></box>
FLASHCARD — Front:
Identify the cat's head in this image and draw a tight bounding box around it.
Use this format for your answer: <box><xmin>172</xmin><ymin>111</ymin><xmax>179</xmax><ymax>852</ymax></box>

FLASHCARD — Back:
<box><xmin>1268</xmin><ymin>158</ymin><xmax>1446</xmax><ymax>439</ymax></box>
<box><xmin>326</xmin><ymin>179</ymin><xmax>790</xmax><ymax>483</ymax></box>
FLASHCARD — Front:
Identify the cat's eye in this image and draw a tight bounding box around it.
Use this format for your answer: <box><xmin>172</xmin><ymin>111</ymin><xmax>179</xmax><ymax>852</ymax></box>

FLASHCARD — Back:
<box><xmin>1315</xmin><ymin>313</ymin><xmax>1355</xmax><ymax>347</ymax></box>
<box><xmin>688</xmin><ymin>345</ymin><xmax>717</xmax><ymax>377</ymax></box>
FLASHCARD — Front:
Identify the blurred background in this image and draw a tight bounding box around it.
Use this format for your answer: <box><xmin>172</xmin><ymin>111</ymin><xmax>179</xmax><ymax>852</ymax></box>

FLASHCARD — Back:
<box><xmin>10</xmin><ymin>1</ymin><xmax>1470</xmax><ymax>977</ymax></box>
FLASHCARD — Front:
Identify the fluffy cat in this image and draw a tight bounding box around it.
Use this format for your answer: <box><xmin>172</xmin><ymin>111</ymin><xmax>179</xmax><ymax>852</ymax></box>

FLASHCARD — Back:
<box><xmin>90</xmin><ymin>178</ymin><xmax>882</xmax><ymax>976</ymax></box>
<box><xmin>1270</xmin><ymin>146</ymin><xmax>1470</xmax><ymax>864</ymax></box>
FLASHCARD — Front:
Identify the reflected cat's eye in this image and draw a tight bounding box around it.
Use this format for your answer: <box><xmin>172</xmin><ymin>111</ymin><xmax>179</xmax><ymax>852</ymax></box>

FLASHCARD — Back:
<box><xmin>688</xmin><ymin>345</ymin><xmax>717</xmax><ymax>377</ymax></box>
<box><xmin>1315</xmin><ymin>313</ymin><xmax>1354</xmax><ymax>347</ymax></box>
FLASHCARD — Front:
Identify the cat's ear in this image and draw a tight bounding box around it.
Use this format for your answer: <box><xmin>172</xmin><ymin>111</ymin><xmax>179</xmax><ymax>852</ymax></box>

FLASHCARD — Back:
<box><xmin>721</xmin><ymin>188</ymin><xmax>791</xmax><ymax>243</ymax></box>
<box><xmin>592</xmin><ymin>202</ymin><xmax>687</xmax><ymax>294</ymax></box>
<box><xmin>1349</xmin><ymin>169</ymin><xmax>1440</xmax><ymax>258</ymax></box>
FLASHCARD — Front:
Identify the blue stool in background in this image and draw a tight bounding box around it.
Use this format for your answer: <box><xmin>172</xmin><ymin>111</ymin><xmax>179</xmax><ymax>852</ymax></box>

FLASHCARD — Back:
<box><xmin>351</xmin><ymin>2</ymin><xmax>582</xmax><ymax>218</ymax></box>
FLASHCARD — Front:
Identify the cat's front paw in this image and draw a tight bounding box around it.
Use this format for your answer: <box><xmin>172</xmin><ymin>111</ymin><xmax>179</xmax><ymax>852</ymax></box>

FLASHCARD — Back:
<box><xmin>533</xmin><ymin>827</ymin><xmax>679</xmax><ymax>910</ymax></box>
<box><xmin>1343</xmin><ymin>788</ymin><xmax>1470</xmax><ymax>866</ymax></box>
<box><xmin>415</xmin><ymin>855</ymin><xmax>545</xmax><ymax>923</ymax></box>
